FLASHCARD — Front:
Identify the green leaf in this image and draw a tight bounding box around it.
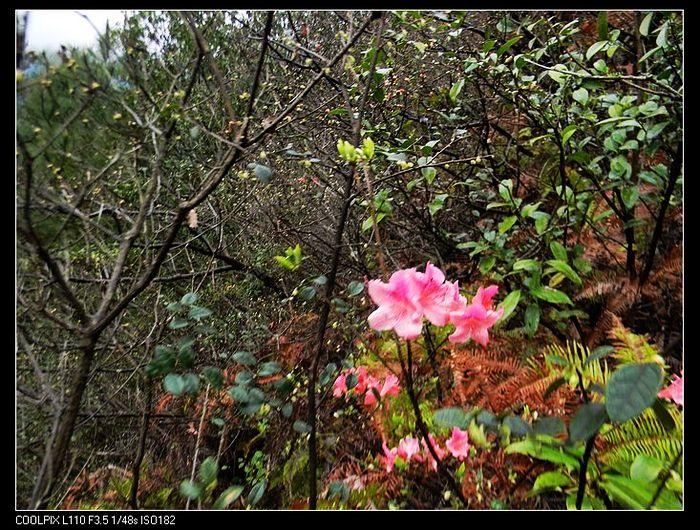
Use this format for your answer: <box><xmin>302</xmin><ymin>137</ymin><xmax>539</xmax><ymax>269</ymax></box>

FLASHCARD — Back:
<box><xmin>166</xmin><ymin>302</ymin><xmax>185</xmax><ymax>313</ymax></box>
<box><xmin>535</xmin><ymin>214</ymin><xmax>549</xmax><ymax>234</ymax></box>
<box><xmin>573</xmin><ymin>257</ymin><xmax>592</xmax><ymax>275</ymax></box>
<box><xmin>213</xmin><ymin>485</ymin><xmax>244</xmax><ymax>509</ymax></box>
<box><xmin>241</xmin><ymin>402</ymin><xmax>262</xmax><ymax>415</ymax></box>
<box><xmin>247</xmin><ymin>480</ymin><xmax>267</xmax><ymax>506</ymax></box>
<box><xmin>513</xmin><ymin>259</ymin><xmax>540</xmax><ymax>272</ymax></box>
<box><xmin>163</xmin><ymin>374</ymin><xmax>186</xmax><ymax>396</ymax></box>
<box><xmin>497</xmin><ymin>290</ymin><xmax>521</xmax><ymax>322</ymax></box>
<box><xmin>319</xmin><ymin>362</ymin><xmax>337</xmax><ymax>386</ymax></box>
<box><xmin>502</xmin><ymin>415</ymin><xmax>531</xmax><ymax>438</ymax></box>
<box><xmin>546</xmin><ymin>260</ymin><xmax>582</xmax><ymax>285</ymax></box>
<box><xmin>586</xmin><ymin>41</ymin><xmax>607</xmax><ymax>60</ymax></box>
<box><xmin>584</xmin><ymin>345</ymin><xmax>614</xmax><ymax>366</ymax></box>
<box><xmin>182</xmin><ymin>373</ymin><xmax>200</xmax><ymax>394</ymax></box>
<box><xmin>345</xmin><ymin>373</ymin><xmax>358</xmax><ymax>390</ymax></box>
<box><xmin>347</xmin><ymin>281</ymin><xmax>364</xmax><ymax>296</ymax></box>
<box><xmin>468</xmin><ymin>421</ymin><xmax>492</xmax><ymax>449</ymax></box>
<box><xmin>533</xmin><ymin>416</ymin><xmax>566</xmax><ymax>437</ymax></box>
<box><xmin>532</xmin><ymin>471</ymin><xmax>573</xmax><ymax>495</ymax></box>
<box><xmin>169</xmin><ymin>317</ymin><xmax>190</xmax><ymax>330</ymax></box>
<box><xmin>188</xmin><ymin>305</ymin><xmax>212</xmax><ymax>320</ymax></box>
<box><xmin>479</xmin><ymin>255</ymin><xmax>496</xmax><ymax>274</ymax></box>
<box><xmin>646</xmin><ymin>121</ymin><xmax>668</xmax><ymax>140</ymax></box>
<box><xmin>605</xmin><ymin>363</ymin><xmax>663</xmax><ymax>423</ymax></box>
<box><xmin>521</xmin><ymin>202</ymin><xmax>541</xmax><ymax>218</ymax></box>
<box><xmin>621</xmin><ymin>186</ymin><xmax>639</xmax><ymax>209</ymax></box>
<box><xmin>179</xmin><ymin>480</ymin><xmax>202</xmax><ymax>500</ymax></box>
<box><xmin>421</xmin><ymin>166</ymin><xmax>437</xmax><ymax>184</ymax></box>
<box><xmin>630</xmin><ymin>454</ymin><xmax>664</xmax><ymax>483</ymax></box>
<box><xmin>428</xmin><ymin>193</ymin><xmax>448</xmax><ymax>216</ymax></box>
<box><xmin>524</xmin><ymin>303</ymin><xmax>540</xmax><ymax>337</ymax></box>
<box><xmin>181</xmin><ymin>292</ymin><xmax>198</xmax><ymax>305</ymax></box>
<box><xmin>248</xmin><ymin>163</ymin><xmax>273</xmax><ymax>184</ymax></box>
<box><xmin>232</xmin><ymin>351</ymin><xmax>256</xmax><ymax>366</ymax></box>
<box><xmin>569</xmin><ymin>402</ymin><xmax>607</xmax><ymax>441</ymax></box>
<box><xmin>505</xmin><ymin>438</ymin><xmax>579</xmax><ymax>470</ymax></box>
<box><xmin>198</xmin><ymin>456</ymin><xmax>218</xmax><ymax>486</ymax></box>
<box><xmin>572</xmin><ymin>87</ymin><xmax>589</xmax><ymax>106</ymax></box>
<box><xmin>361</xmin><ymin>217</ymin><xmax>375</xmax><ymax>233</ymax></box>
<box><xmin>597</xmin><ymin>12</ymin><xmax>608</xmax><ymax>40</ymax></box>
<box><xmin>274</xmin><ymin>255</ymin><xmax>295</xmax><ymax>270</ymax></box>
<box><xmin>258</xmin><ymin>362</ymin><xmax>282</xmax><ymax>377</ymax></box>
<box><xmin>600</xmin><ymin>474</ymin><xmax>681</xmax><ymax>510</ymax></box>
<box><xmin>550</xmin><ymin>241</ymin><xmax>568</xmax><ymax>262</ymax></box>
<box><xmin>565</xmin><ymin>494</ymin><xmax>603</xmax><ymax>510</ymax></box>
<box><xmin>281</xmin><ymin>403</ymin><xmax>293</xmax><ymax>418</ymax></box>
<box><xmin>293</xmin><ymin>420</ymin><xmax>312</xmax><ymax>433</ymax></box>
<box><xmin>298</xmin><ymin>286</ymin><xmax>316</xmax><ymax>301</ymax></box>
<box><xmin>656</xmin><ymin>21</ymin><xmax>669</xmax><ymax>48</ymax></box>
<box><xmin>498</xmin><ymin>215</ymin><xmax>517</xmax><ymax>234</ymax></box>
<box><xmin>639</xmin><ymin>13</ymin><xmax>653</xmax><ymax>36</ymax></box>
<box><xmin>178</xmin><ymin>336</ymin><xmax>195</xmax><ymax>350</ymax></box>
<box><xmin>235</xmin><ymin>371</ymin><xmax>254</xmax><ymax>385</ymax></box>
<box><xmin>202</xmin><ymin>366</ymin><xmax>223</xmax><ymax>389</ymax></box>
<box><xmin>547</xmin><ymin>64</ymin><xmax>569</xmax><ymax>84</ymax></box>
<box><xmin>531</xmin><ymin>286</ymin><xmax>572</xmax><ymax>305</ymax></box>
<box><xmin>498</xmin><ymin>179</ymin><xmax>514</xmax><ymax>202</ymax></box>
<box><xmin>248</xmin><ymin>387</ymin><xmax>266</xmax><ymax>404</ymax></box>
<box><xmin>433</xmin><ymin>407</ymin><xmax>471</xmax><ymax>429</ymax></box>
<box><xmin>449</xmin><ymin>78</ymin><xmax>465</xmax><ymax>103</ymax></box>
<box><xmin>228</xmin><ymin>385</ymin><xmax>249</xmax><ymax>402</ymax></box>
<box><xmin>476</xmin><ymin>410</ymin><xmax>499</xmax><ymax>431</ymax></box>
<box><xmin>177</xmin><ymin>347</ymin><xmax>195</xmax><ymax>369</ymax></box>
<box><xmin>497</xmin><ymin>36</ymin><xmax>522</xmax><ymax>56</ymax></box>
<box><xmin>561</xmin><ymin>124</ymin><xmax>577</xmax><ymax>145</ymax></box>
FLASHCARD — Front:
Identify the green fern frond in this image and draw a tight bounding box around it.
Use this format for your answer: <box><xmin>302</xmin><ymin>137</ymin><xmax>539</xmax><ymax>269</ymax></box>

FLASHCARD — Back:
<box><xmin>608</xmin><ymin>321</ymin><xmax>664</xmax><ymax>365</ymax></box>
<box><xmin>599</xmin><ymin>408</ymin><xmax>682</xmax><ymax>474</ymax></box>
<box><xmin>545</xmin><ymin>340</ymin><xmax>610</xmax><ymax>387</ymax></box>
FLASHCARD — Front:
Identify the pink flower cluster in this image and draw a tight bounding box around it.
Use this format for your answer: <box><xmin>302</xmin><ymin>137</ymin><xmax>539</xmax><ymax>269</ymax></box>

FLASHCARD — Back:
<box><xmin>381</xmin><ymin>427</ymin><xmax>470</xmax><ymax>473</ymax></box>
<box><xmin>333</xmin><ymin>366</ymin><xmax>400</xmax><ymax>406</ymax></box>
<box><xmin>658</xmin><ymin>370</ymin><xmax>683</xmax><ymax>407</ymax></box>
<box><xmin>366</xmin><ymin>262</ymin><xmax>504</xmax><ymax>345</ymax></box>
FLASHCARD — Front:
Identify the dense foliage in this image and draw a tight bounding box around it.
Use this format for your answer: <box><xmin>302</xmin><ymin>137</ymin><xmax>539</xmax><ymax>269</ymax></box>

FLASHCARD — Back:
<box><xmin>16</xmin><ymin>10</ymin><xmax>682</xmax><ymax>510</ymax></box>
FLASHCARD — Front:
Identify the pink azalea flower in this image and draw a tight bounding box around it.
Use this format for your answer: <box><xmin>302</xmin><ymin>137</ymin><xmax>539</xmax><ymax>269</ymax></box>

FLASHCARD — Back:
<box><xmin>449</xmin><ymin>285</ymin><xmax>504</xmax><ymax>346</ymax></box>
<box><xmin>363</xmin><ymin>387</ymin><xmax>379</xmax><ymax>406</ymax></box>
<box><xmin>332</xmin><ymin>374</ymin><xmax>347</xmax><ymax>398</ymax></box>
<box><xmin>472</xmin><ymin>284</ymin><xmax>499</xmax><ymax>308</ymax></box>
<box><xmin>414</xmin><ymin>262</ymin><xmax>467</xmax><ymax>327</ymax></box>
<box><xmin>380</xmin><ymin>374</ymin><xmax>400</xmax><ymax>398</ymax></box>
<box><xmin>367</xmin><ymin>268</ymin><xmax>425</xmax><ymax>339</ymax></box>
<box><xmin>421</xmin><ymin>434</ymin><xmax>446</xmax><ymax>471</ymax></box>
<box><xmin>398</xmin><ymin>436</ymin><xmax>422</xmax><ymax>462</ymax></box>
<box><xmin>382</xmin><ymin>441</ymin><xmax>399</xmax><ymax>473</ymax></box>
<box><xmin>361</xmin><ymin>375</ymin><xmax>381</xmax><ymax>406</ymax></box>
<box><xmin>364</xmin><ymin>374</ymin><xmax>401</xmax><ymax>406</ymax></box>
<box><xmin>445</xmin><ymin>427</ymin><xmax>470</xmax><ymax>460</ymax></box>
<box><xmin>658</xmin><ymin>371</ymin><xmax>683</xmax><ymax>406</ymax></box>
<box><xmin>352</xmin><ymin>366</ymin><xmax>369</xmax><ymax>393</ymax></box>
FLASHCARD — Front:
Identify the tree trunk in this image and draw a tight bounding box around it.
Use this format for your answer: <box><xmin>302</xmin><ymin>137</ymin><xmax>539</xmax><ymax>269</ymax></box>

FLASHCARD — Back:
<box><xmin>30</xmin><ymin>334</ymin><xmax>97</xmax><ymax>509</ymax></box>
